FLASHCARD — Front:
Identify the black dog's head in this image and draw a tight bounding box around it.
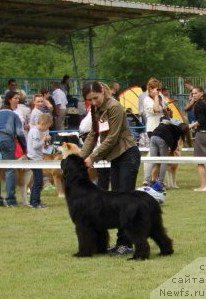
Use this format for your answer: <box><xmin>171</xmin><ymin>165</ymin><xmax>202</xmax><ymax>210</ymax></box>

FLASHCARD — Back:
<box><xmin>61</xmin><ymin>154</ymin><xmax>89</xmax><ymax>183</ymax></box>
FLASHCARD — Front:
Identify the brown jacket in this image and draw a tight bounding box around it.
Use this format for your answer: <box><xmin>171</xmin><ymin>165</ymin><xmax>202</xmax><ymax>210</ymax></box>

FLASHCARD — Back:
<box><xmin>81</xmin><ymin>97</ymin><xmax>137</xmax><ymax>162</ymax></box>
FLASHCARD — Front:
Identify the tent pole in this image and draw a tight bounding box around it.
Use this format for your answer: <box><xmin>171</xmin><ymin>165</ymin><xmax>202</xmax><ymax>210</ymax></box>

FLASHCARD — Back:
<box><xmin>88</xmin><ymin>27</ymin><xmax>96</xmax><ymax>79</ymax></box>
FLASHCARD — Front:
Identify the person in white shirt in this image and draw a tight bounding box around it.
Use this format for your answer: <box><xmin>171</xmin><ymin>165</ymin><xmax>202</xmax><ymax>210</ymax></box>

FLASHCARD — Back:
<box><xmin>143</xmin><ymin>78</ymin><xmax>166</xmax><ymax>138</ymax></box>
<box><xmin>51</xmin><ymin>82</ymin><xmax>68</xmax><ymax>130</ymax></box>
<box><xmin>14</xmin><ymin>98</ymin><xmax>31</xmax><ymax>139</ymax></box>
<box><xmin>142</xmin><ymin>78</ymin><xmax>167</xmax><ymax>185</ymax></box>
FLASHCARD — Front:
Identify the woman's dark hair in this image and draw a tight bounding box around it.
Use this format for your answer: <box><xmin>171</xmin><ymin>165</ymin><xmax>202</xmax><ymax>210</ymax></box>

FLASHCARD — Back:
<box><xmin>82</xmin><ymin>81</ymin><xmax>103</xmax><ymax>100</ymax></box>
<box><xmin>82</xmin><ymin>81</ymin><xmax>103</xmax><ymax>143</ymax></box>
<box><xmin>62</xmin><ymin>75</ymin><xmax>70</xmax><ymax>84</ymax></box>
<box><xmin>40</xmin><ymin>88</ymin><xmax>48</xmax><ymax>96</ymax></box>
<box><xmin>192</xmin><ymin>85</ymin><xmax>206</xmax><ymax>98</ymax></box>
<box><xmin>4</xmin><ymin>91</ymin><xmax>19</xmax><ymax>109</ymax></box>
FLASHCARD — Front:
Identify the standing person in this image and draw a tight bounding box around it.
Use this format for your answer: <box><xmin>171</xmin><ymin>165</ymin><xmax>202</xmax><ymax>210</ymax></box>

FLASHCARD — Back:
<box><xmin>27</xmin><ymin>113</ymin><xmax>53</xmax><ymax>208</ymax></box>
<box><xmin>142</xmin><ymin>78</ymin><xmax>166</xmax><ymax>185</ymax></box>
<box><xmin>40</xmin><ymin>88</ymin><xmax>57</xmax><ymax>130</ymax></box>
<box><xmin>110</xmin><ymin>82</ymin><xmax>120</xmax><ymax>101</ymax></box>
<box><xmin>143</xmin><ymin>78</ymin><xmax>166</xmax><ymax>138</ymax></box>
<box><xmin>189</xmin><ymin>86</ymin><xmax>206</xmax><ymax>191</ymax></box>
<box><xmin>14</xmin><ymin>96</ymin><xmax>31</xmax><ymax>139</ymax></box>
<box><xmin>4</xmin><ymin>78</ymin><xmax>27</xmax><ymax>101</ymax></box>
<box><xmin>60</xmin><ymin>75</ymin><xmax>70</xmax><ymax>97</ymax></box>
<box><xmin>51</xmin><ymin>82</ymin><xmax>68</xmax><ymax>130</ymax></box>
<box><xmin>138</xmin><ymin>84</ymin><xmax>147</xmax><ymax>126</ymax></box>
<box><xmin>0</xmin><ymin>91</ymin><xmax>27</xmax><ymax>207</ymax></box>
<box><xmin>184</xmin><ymin>79</ymin><xmax>195</xmax><ymax>124</ymax></box>
<box><xmin>29</xmin><ymin>94</ymin><xmax>44</xmax><ymax>128</ymax></box>
<box><xmin>80</xmin><ymin>81</ymin><xmax>141</xmax><ymax>255</ymax></box>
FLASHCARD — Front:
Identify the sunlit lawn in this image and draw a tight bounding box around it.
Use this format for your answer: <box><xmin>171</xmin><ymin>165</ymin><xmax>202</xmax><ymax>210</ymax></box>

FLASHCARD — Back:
<box><xmin>0</xmin><ymin>160</ymin><xmax>206</xmax><ymax>299</ymax></box>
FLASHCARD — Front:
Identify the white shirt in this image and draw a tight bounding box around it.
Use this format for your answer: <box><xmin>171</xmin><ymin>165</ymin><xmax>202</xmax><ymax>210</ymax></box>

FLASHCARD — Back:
<box><xmin>138</xmin><ymin>91</ymin><xmax>148</xmax><ymax>115</ymax></box>
<box><xmin>52</xmin><ymin>88</ymin><xmax>68</xmax><ymax>109</ymax></box>
<box><xmin>27</xmin><ymin>126</ymin><xmax>44</xmax><ymax>160</ymax></box>
<box><xmin>143</xmin><ymin>95</ymin><xmax>164</xmax><ymax>133</ymax></box>
<box><xmin>79</xmin><ymin>110</ymin><xmax>92</xmax><ymax>134</ymax></box>
<box><xmin>29</xmin><ymin>108</ymin><xmax>43</xmax><ymax>127</ymax></box>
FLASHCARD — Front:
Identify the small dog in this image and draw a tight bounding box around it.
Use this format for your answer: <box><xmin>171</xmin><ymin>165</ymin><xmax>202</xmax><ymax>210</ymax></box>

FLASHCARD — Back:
<box><xmin>166</xmin><ymin>148</ymin><xmax>181</xmax><ymax>189</ymax></box>
<box><xmin>61</xmin><ymin>154</ymin><xmax>174</xmax><ymax>260</ymax></box>
<box><xmin>42</xmin><ymin>152</ymin><xmax>65</xmax><ymax>198</ymax></box>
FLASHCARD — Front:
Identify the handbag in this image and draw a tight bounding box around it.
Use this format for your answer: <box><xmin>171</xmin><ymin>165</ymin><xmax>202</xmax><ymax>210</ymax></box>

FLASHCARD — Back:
<box><xmin>15</xmin><ymin>139</ymin><xmax>24</xmax><ymax>159</ymax></box>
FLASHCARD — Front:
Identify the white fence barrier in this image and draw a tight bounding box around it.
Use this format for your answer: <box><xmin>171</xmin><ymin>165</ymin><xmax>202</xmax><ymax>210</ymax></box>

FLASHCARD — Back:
<box><xmin>0</xmin><ymin>156</ymin><xmax>204</xmax><ymax>169</ymax></box>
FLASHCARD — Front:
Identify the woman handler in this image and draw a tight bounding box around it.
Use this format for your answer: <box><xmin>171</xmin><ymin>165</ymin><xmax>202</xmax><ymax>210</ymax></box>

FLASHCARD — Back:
<box><xmin>81</xmin><ymin>81</ymin><xmax>141</xmax><ymax>255</ymax></box>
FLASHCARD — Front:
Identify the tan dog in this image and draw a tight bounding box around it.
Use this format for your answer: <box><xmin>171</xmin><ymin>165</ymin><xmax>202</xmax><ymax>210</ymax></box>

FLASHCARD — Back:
<box><xmin>58</xmin><ymin>142</ymin><xmax>98</xmax><ymax>182</ymax></box>
<box><xmin>0</xmin><ymin>156</ymin><xmax>32</xmax><ymax>205</ymax></box>
<box><xmin>165</xmin><ymin>141</ymin><xmax>183</xmax><ymax>189</ymax></box>
<box><xmin>42</xmin><ymin>142</ymin><xmax>82</xmax><ymax>198</ymax></box>
<box><xmin>42</xmin><ymin>152</ymin><xmax>64</xmax><ymax>198</ymax></box>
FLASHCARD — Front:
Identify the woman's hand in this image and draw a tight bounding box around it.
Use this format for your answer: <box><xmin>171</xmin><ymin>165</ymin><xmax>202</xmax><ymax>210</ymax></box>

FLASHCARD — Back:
<box><xmin>84</xmin><ymin>156</ymin><xmax>93</xmax><ymax>168</ymax></box>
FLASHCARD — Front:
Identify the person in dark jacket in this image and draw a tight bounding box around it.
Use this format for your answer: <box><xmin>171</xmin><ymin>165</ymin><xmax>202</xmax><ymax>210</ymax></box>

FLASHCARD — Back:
<box><xmin>0</xmin><ymin>91</ymin><xmax>27</xmax><ymax>207</ymax></box>
<box><xmin>144</xmin><ymin>119</ymin><xmax>189</xmax><ymax>187</ymax></box>
<box><xmin>189</xmin><ymin>86</ymin><xmax>206</xmax><ymax>191</ymax></box>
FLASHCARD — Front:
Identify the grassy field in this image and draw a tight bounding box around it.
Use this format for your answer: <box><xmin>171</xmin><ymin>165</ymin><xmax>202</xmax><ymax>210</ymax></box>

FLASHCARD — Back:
<box><xmin>0</xmin><ymin>162</ymin><xmax>206</xmax><ymax>299</ymax></box>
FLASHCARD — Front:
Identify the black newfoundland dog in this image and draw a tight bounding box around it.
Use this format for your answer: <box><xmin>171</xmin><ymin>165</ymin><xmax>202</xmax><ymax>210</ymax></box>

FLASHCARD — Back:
<box><xmin>61</xmin><ymin>154</ymin><xmax>174</xmax><ymax>260</ymax></box>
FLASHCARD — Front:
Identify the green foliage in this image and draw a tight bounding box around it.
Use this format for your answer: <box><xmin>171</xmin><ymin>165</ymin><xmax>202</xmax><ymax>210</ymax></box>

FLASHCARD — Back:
<box><xmin>187</xmin><ymin>17</ymin><xmax>206</xmax><ymax>50</ymax></box>
<box><xmin>0</xmin><ymin>43</ymin><xmax>73</xmax><ymax>78</ymax></box>
<box><xmin>160</xmin><ymin>0</ymin><xmax>205</xmax><ymax>7</ymax></box>
<box><xmin>96</xmin><ymin>21</ymin><xmax>206</xmax><ymax>83</ymax></box>
<box><xmin>0</xmin><ymin>2</ymin><xmax>206</xmax><ymax>82</ymax></box>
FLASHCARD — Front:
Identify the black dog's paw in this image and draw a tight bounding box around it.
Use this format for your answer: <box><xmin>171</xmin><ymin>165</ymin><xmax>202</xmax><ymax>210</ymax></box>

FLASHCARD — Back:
<box><xmin>159</xmin><ymin>249</ymin><xmax>174</xmax><ymax>256</ymax></box>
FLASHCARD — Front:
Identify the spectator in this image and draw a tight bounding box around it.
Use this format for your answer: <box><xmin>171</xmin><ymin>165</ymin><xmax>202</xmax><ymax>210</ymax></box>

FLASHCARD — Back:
<box><xmin>29</xmin><ymin>94</ymin><xmax>44</xmax><ymax>127</ymax></box>
<box><xmin>138</xmin><ymin>84</ymin><xmax>147</xmax><ymax>125</ymax></box>
<box><xmin>110</xmin><ymin>82</ymin><xmax>120</xmax><ymax>101</ymax></box>
<box><xmin>142</xmin><ymin>77</ymin><xmax>166</xmax><ymax>185</ymax></box>
<box><xmin>51</xmin><ymin>82</ymin><xmax>68</xmax><ymax>130</ymax></box>
<box><xmin>4</xmin><ymin>78</ymin><xmax>27</xmax><ymax>101</ymax></box>
<box><xmin>80</xmin><ymin>81</ymin><xmax>141</xmax><ymax>255</ymax></box>
<box><xmin>189</xmin><ymin>86</ymin><xmax>206</xmax><ymax>191</ymax></box>
<box><xmin>143</xmin><ymin>78</ymin><xmax>166</xmax><ymax>138</ymax></box>
<box><xmin>40</xmin><ymin>88</ymin><xmax>57</xmax><ymax>130</ymax></box>
<box><xmin>0</xmin><ymin>91</ymin><xmax>27</xmax><ymax>207</ymax></box>
<box><xmin>60</xmin><ymin>75</ymin><xmax>70</xmax><ymax>97</ymax></box>
<box><xmin>184</xmin><ymin>79</ymin><xmax>195</xmax><ymax>124</ymax></box>
<box><xmin>27</xmin><ymin>113</ymin><xmax>53</xmax><ymax>208</ymax></box>
<box><xmin>14</xmin><ymin>96</ymin><xmax>31</xmax><ymax>139</ymax></box>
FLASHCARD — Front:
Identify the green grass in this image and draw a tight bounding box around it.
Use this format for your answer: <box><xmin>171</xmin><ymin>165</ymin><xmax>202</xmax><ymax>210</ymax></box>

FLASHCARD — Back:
<box><xmin>0</xmin><ymin>162</ymin><xmax>206</xmax><ymax>299</ymax></box>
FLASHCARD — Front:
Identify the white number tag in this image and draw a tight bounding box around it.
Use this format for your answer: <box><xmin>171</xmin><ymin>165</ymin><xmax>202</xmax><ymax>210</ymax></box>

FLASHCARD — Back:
<box><xmin>99</xmin><ymin>121</ymin><xmax>109</xmax><ymax>132</ymax></box>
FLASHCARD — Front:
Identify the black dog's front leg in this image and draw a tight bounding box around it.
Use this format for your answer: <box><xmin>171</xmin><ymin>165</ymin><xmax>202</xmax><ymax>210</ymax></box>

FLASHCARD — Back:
<box><xmin>74</xmin><ymin>224</ymin><xmax>97</xmax><ymax>257</ymax></box>
<box><xmin>132</xmin><ymin>238</ymin><xmax>150</xmax><ymax>260</ymax></box>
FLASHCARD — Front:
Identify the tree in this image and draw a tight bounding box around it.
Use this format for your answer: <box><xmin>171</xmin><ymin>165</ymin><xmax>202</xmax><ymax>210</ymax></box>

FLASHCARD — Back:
<box><xmin>96</xmin><ymin>21</ymin><xmax>206</xmax><ymax>84</ymax></box>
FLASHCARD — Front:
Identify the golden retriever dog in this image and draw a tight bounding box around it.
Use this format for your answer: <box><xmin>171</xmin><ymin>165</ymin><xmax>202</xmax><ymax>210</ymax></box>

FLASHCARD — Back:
<box><xmin>0</xmin><ymin>156</ymin><xmax>32</xmax><ymax>205</ymax></box>
<box><xmin>42</xmin><ymin>142</ymin><xmax>84</xmax><ymax>198</ymax></box>
<box><xmin>58</xmin><ymin>142</ymin><xmax>98</xmax><ymax>182</ymax></box>
<box><xmin>42</xmin><ymin>152</ymin><xmax>64</xmax><ymax>198</ymax></box>
<box><xmin>165</xmin><ymin>140</ymin><xmax>183</xmax><ymax>189</ymax></box>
